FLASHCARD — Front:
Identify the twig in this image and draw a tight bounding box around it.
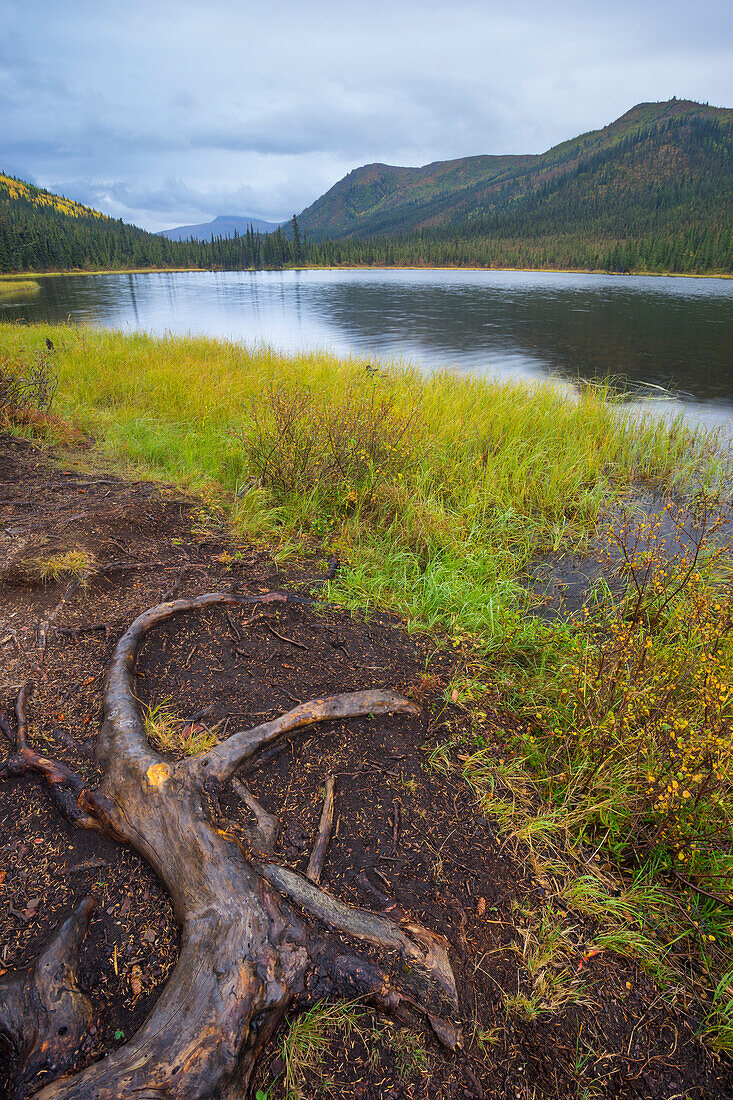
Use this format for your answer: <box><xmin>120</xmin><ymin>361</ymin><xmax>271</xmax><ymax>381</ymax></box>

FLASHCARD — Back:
<box><xmin>15</xmin><ymin>681</ymin><xmax>31</xmax><ymax>751</ymax></box>
<box><xmin>306</xmin><ymin>776</ymin><xmax>335</xmax><ymax>884</ymax></box>
<box><xmin>391</xmin><ymin>799</ymin><xmax>402</xmax><ymax>850</ymax></box>
<box><xmin>262</xmin><ymin>621</ymin><xmax>307</xmax><ymax>650</ymax></box>
<box><xmin>225</xmin><ymin>612</ymin><xmax>241</xmax><ymax>642</ymax></box>
<box><xmin>674</xmin><ymin>871</ymin><xmax>733</xmax><ymax>909</ymax></box>
<box><xmin>186</xmin><ymin>703</ymin><xmax>215</xmax><ymax>724</ymax></box>
<box><xmin>67</xmin><ymin>858</ymin><xmax>110</xmax><ymax>874</ymax></box>
<box><xmin>162</xmin><ymin>564</ymin><xmax>197</xmax><ymax>601</ymax></box>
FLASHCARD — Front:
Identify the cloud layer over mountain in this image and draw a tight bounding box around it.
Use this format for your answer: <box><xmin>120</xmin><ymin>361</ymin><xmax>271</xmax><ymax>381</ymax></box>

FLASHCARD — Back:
<box><xmin>1</xmin><ymin>0</ymin><xmax>731</xmax><ymax>230</ymax></box>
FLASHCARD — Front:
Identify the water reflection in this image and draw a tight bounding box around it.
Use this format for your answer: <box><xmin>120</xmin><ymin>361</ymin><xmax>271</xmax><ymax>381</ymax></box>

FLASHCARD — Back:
<box><xmin>3</xmin><ymin>268</ymin><xmax>732</xmax><ymax>425</ymax></box>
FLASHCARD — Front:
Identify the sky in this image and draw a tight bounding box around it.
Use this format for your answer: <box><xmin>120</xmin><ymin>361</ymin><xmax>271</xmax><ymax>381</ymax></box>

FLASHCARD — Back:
<box><xmin>1</xmin><ymin>0</ymin><xmax>732</xmax><ymax>232</ymax></box>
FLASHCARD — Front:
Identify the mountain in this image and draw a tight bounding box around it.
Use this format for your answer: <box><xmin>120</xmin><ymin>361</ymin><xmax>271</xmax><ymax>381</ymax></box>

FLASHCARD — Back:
<box><xmin>159</xmin><ymin>214</ymin><xmax>283</xmax><ymax>242</ymax></box>
<box><xmin>297</xmin><ymin>99</ymin><xmax>733</xmax><ymax>259</ymax></box>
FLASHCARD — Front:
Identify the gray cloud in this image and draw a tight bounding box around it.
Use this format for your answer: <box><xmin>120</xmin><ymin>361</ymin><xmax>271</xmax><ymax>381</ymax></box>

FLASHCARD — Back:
<box><xmin>1</xmin><ymin>0</ymin><xmax>731</xmax><ymax>230</ymax></box>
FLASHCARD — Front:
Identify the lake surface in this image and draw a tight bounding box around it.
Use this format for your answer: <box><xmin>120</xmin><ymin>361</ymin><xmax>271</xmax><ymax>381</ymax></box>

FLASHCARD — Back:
<box><xmin>4</xmin><ymin>268</ymin><xmax>733</xmax><ymax>426</ymax></box>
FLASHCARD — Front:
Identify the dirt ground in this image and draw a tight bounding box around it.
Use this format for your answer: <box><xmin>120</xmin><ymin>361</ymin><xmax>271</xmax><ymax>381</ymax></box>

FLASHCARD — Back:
<box><xmin>1</xmin><ymin>434</ymin><xmax>732</xmax><ymax>1100</ymax></box>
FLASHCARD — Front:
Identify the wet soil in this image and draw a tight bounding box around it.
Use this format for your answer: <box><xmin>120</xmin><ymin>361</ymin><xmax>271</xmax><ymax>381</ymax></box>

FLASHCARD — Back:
<box><xmin>1</xmin><ymin>435</ymin><xmax>732</xmax><ymax>1099</ymax></box>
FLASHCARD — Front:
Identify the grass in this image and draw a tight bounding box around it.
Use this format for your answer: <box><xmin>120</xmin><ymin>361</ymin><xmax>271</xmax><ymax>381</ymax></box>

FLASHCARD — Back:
<box><xmin>280</xmin><ymin>1000</ymin><xmax>368</xmax><ymax>1098</ymax></box>
<box><xmin>276</xmin><ymin>1000</ymin><xmax>431</xmax><ymax>1098</ymax></box>
<box><xmin>143</xmin><ymin>699</ymin><xmax>219</xmax><ymax>757</ymax></box>
<box><xmin>0</xmin><ymin>278</ymin><xmax>40</xmax><ymax>299</ymax></box>
<box><xmin>0</xmin><ymin>324</ymin><xmax>727</xmax><ymax>645</ymax></box>
<box><xmin>35</xmin><ymin>547</ymin><xmax>96</xmax><ymax>584</ymax></box>
<box><xmin>2</xmin><ymin>322</ymin><xmax>733</xmax><ymax>1048</ymax></box>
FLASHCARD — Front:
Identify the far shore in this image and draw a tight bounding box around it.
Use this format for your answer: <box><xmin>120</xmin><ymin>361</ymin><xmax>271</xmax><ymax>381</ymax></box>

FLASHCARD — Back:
<box><xmin>3</xmin><ymin>264</ymin><xmax>732</xmax><ymax>280</ymax></box>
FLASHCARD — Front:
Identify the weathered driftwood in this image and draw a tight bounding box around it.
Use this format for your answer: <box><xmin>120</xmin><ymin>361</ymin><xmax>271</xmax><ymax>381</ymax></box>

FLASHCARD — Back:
<box><xmin>0</xmin><ymin>592</ymin><xmax>461</xmax><ymax>1099</ymax></box>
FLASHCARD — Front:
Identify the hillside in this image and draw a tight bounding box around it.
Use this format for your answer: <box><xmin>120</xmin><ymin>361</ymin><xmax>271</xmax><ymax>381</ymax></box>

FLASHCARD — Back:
<box><xmin>0</xmin><ymin>175</ymin><xmax>293</xmax><ymax>273</ymax></box>
<box><xmin>297</xmin><ymin>99</ymin><xmax>733</xmax><ymax>272</ymax></box>
<box><xmin>160</xmin><ymin>213</ymin><xmax>283</xmax><ymax>241</ymax></box>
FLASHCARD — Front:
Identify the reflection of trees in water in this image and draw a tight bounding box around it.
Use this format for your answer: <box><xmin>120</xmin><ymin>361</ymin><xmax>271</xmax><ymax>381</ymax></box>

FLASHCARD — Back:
<box><xmin>9</xmin><ymin>273</ymin><xmax>733</xmax><ymax>406</ymax></box>
<box><xmin>9</xmin><ymin>275</ymin><xmax>137</xmax><ymax>328</ymax></box>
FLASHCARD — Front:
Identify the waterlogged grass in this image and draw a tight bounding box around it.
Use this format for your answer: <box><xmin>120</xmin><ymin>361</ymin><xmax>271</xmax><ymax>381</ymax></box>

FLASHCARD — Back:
<box><xmin>0</xmin><ymin>278</ymin><xmax>40</xmax><ymax>299</ymax></box>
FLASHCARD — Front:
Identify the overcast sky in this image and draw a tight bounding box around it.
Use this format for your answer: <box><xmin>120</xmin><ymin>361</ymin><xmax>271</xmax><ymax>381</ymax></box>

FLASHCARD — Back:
<box><xmin>1</xmin><ymin>0</ymin><xmax>731</xmax><ymax>231</ymax></box>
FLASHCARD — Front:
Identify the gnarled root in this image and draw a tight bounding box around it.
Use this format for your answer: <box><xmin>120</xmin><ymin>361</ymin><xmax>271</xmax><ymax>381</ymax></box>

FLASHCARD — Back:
<box><xmin>1</xmin><ymin>592</ymin><xmax>462</xmax><ymax>1099</ymax></box>
<box><xmin>0</xmin><ymin>898</ymin><xmax>95</xmax><ymax>1100</ymax></box>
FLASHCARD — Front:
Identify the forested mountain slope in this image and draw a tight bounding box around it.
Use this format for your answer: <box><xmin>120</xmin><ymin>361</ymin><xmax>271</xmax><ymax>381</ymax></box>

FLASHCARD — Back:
<box><xmin>2</xmin><ymin>98</ymin><xmax>732</xmax><ymax>276</ymax></box>
<box><xmin>298</xmin><ymin>99</ymin><xmax>733</xmax><ymax>272</ymax></box>
<box><xmin>0</xmin><ymin>175</ymin><xmax>294</xmax><ymax>272</ymax></box>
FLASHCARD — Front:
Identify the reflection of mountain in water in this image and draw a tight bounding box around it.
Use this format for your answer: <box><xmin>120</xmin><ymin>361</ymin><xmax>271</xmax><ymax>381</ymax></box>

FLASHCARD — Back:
<box><xmin>5</xmin><ymin>271</ymin><xmax>733</xmax><ymax>409</ymax></box>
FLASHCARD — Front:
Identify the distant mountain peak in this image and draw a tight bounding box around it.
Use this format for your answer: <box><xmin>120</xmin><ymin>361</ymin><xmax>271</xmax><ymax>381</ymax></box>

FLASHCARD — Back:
<box><xmin>159</xmin><ymin>214</ymin><xmax>284</xmax><ymax>242</ymax></box>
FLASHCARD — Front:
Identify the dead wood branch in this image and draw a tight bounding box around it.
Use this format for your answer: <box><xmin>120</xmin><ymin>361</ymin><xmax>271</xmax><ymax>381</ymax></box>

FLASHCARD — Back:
<box><xmin>306</xmin><ymin>775</ymin><xmax>335</xmax><ymax>883</ymax></box>
<box><xmin>232</xmin><ymin>778</ymin><xmax>279</xmax><ymax>855</ymax></box>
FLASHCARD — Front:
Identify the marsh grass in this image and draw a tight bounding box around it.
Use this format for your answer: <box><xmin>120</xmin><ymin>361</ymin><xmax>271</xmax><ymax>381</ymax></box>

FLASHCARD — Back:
<box><xmin>0</xmin><ymin>278</ymin><xmax>40</xmax><ymax>299</ymax></box>
<box><xmin>0</xmin><ymin>324</ymin><xmax>726</xmax><ymax>647</ymax></box>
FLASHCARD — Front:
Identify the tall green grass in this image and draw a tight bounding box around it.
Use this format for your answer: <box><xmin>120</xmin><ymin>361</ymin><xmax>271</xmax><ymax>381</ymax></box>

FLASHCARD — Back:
<box><xmin>0</xmin><ymin>323</ymin><xmax>725</xmax><ymax>650</ymax></box>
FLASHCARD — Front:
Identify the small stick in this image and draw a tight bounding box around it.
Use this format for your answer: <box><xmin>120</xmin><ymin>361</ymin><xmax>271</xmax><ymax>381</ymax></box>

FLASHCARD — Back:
<box><xmin>225</xmin><ymin>612</ymin><xmax>241</xmax><ymax>642</ymax></box>
<box><xmin>262</xmin><ymin>621</ymin><xmax>307</xmax><ymax>650</ymax></box>
<box><xmin>306</xmin><ymin>776</ymin><xmax>335</xmax><ymax>884</ymax></box>
<box><xmin>67</xmin><ymin>858</ymin><xmax>110</xmax><ymax>874</ymax></box>
<box><xmin>15</xmin><ymin>681</ymin><xmax>32</xmax><ymax>751</ymax></box>
<box><xmin>186</xmin><ymin>703</ymin><xmax>215</xmax><ymax>724</ymax></box>
<box><xmin>392</xmin><ymin>799</ymin><xmax>402</xmax><ymax>850</ymax></box>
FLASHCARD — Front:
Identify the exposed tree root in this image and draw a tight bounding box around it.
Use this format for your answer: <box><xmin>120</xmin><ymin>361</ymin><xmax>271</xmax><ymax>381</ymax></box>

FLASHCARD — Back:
<box><xmin>0</xmin><ymin>899</ymin><xmax>95</xmax><ymax>1100</ymax></box>
<box><xmin>0</xmin><ymin>591</ymin><xmax>463</xmax><ymax>1099</ymax></box>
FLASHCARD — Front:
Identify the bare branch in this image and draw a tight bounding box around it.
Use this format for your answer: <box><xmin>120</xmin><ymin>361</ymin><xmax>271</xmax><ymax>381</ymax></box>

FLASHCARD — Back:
<box><xmin>232</xmin><ymin>778</ymin><xmax>279</xmax><ymax>855</ymax></box>
<box><xmin>306</xmin><ymin>776</ymin><xmax>335</xmax><ymax>883</ymax></box>
<box><xmin>191</xmin><ymin>690</ymin><xmax>419</xmax><ymax>783</ymax></box>
<box><xmin>96</xmin><ymin>591</ymin><xmax>290</xmax><ymax>772</ymax></box>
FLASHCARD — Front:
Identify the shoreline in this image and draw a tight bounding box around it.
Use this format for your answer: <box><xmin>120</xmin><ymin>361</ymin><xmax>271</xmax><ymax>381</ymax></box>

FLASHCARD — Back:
<box><xmin>3</xmin><ymin>264</ymin><xmax>732</xmax><ymax>281</ymax></box>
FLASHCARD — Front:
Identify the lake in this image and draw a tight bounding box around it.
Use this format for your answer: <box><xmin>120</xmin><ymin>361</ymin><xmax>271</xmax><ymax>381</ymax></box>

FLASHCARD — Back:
<box><xmin>3</xmin><ymin>268</ymin><xmax>733</xmax><ymax>427</ymax></box>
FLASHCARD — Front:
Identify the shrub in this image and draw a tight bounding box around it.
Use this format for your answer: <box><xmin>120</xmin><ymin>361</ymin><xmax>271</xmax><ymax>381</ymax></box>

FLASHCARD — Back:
<box><xmin>0</xmin><ymin>345</ymin><xmax>58</xmax><ymax>424</ymax></box>
<box><xmin>243</xmin><ymin>381</ymin><xmax>417</xmax><ymax>520</ymax></box>
<box><xmin>527</xmin><ymin>495</ymin><xmax>733</xmax><ymax>864</ymax></box>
